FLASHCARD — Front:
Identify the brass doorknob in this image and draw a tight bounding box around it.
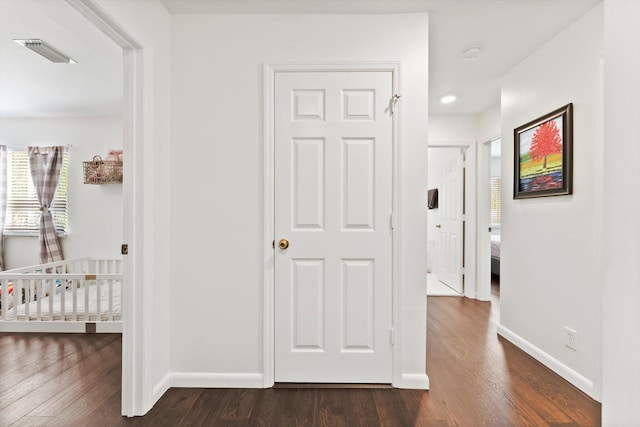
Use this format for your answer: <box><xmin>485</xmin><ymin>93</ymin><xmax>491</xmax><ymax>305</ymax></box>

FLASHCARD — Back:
<box><xmin>435</xmin><ymin>224</ymin><xmax>442</xmax><ymax>228</ymax></box>
<box><xmin>278</xmin><ymin>239</ymin><xmax>289</xmax><ymax>249</ymax></box>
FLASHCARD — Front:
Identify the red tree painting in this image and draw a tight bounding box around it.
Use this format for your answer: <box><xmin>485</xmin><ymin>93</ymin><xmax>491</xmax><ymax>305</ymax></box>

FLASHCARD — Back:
<box><xmin>529</xmin><ymin>120</ymin><xmax>562</xmax><ymax>169</ymax></box>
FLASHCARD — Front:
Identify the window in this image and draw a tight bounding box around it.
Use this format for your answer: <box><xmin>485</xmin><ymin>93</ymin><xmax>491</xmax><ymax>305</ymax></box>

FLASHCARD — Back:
<box><xmin>5</xmin><ymin>149</ymin><xmax>69</xmax><ymax>234</ymax></box>
<box><xmin>490</xmin><ymin>176</ymin><xmax>501</xmax><ymax>225</ymax></box>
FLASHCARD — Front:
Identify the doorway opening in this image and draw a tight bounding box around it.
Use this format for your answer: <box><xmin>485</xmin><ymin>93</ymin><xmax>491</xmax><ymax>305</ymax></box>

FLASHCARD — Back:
<box><xmin>488</xmin><ymin>138</ymin><xmax>502</xmax><ymax>286</ymax></box>
<box><xmin>426</xmin><ymin>146</ymin><xmax>466</xmax><ymax>297</ymax></box>
<box><xmin>1</xmin><ymin>0</ymin><xmax>139</xmax><ymax>417</ymax></box>
<box><xmin>477</xmin><ymin>136</ymin><xmax>501</xmax><ymax>303</ymax></box>
<box><xmin>426</xmin><ymin>140</ymin><xmax>478</xmax><ymax>300</ymax></box>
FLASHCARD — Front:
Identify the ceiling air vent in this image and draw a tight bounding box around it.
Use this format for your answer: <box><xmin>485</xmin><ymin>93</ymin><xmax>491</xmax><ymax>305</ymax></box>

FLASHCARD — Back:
<box><xmin>14</xmin><ymin>39</ymin><xmax>76</xmax><ymax>64</ymax></box>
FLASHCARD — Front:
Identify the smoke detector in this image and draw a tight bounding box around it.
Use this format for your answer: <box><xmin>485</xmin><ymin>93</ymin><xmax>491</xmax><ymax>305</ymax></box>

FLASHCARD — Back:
<box><xmin>14</xmin><ymin>39</ymin><xmax>76</xmax><ymax>64</ymax></box>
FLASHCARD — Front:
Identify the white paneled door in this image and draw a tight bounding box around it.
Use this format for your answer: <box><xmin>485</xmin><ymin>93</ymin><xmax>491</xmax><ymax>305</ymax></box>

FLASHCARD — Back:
<box><xmin>436</xmin><ymin>150</ymin><xmax>464</xmax><ymax>293</ymax></box>
<box><xmin>274</xmin><ymin>71</ymin><xmax>393</xmax><ymax>383</ymax></box>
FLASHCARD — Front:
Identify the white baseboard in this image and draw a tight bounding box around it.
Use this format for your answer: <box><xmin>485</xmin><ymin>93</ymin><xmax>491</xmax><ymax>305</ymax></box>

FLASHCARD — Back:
<box><xmin>96</xmin><ymin>322</ymin><xmax>123</xmax><ymax>333</ymax></box>
<box><xmin>395</xmin><ymin>373</ymin><xmax>429</xmax><ymax>390</ymax></box>
<box><xmin>497</xmin><ymin>324</ymin><xmax>597</xmax><ymax>400</ymax></box>
<box><xmin>166</xmin><ymin>372</ymin><xmax>265</xmax><ymax>389</ymax></box>
<box><xmin>152</xmin><ymin>373</ymin><xmax>172</xmax><ymax>403</ymax></box>
<box><xmin>155</xmin><ymin>370</ymin><xmax>426</xmax><ymax>395</ymax></box>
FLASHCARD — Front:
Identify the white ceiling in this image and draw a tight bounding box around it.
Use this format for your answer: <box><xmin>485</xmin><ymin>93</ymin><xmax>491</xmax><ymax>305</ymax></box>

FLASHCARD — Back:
<box><xmin>0</xmin><ymin>0</ymin><xmax>122</xmax><ymax>117</ymax></box>
<box><xmin>0</xmin><ymin>0</ymin><xmax>600</xmax><ymax>118</ymax></box>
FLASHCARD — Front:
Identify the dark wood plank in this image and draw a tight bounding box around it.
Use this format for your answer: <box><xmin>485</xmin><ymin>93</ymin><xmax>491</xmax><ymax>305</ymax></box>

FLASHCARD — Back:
<box><xmin>314</xmin><ymin>389</ymin><xmax>355</xmax><ymax>427</ymax></box>
<box><xmin>126</xmin><ymin>387</ymin><xmax>202</xmax><ymax>427</ymax></box>
<box><xmin>8</xmin><ymin>416</ymin><xmax>53</xmax><ymax>427</ymax></box>
<box><xmin>0</xmin><ymin>333</ymin><xmax>120</xmax><ymax>426</ymax></box>
<box><xmin>339</xmin><ymin>389</ymin><xmax>380</xmax><ymax>427</ymax></box>
<box><xmin>40</xmin><ymin>361</ymin><xmax>122</xmax><ymax>427</ymax></box>
<box><xmin>31</xmin><ymin>339</ymin><xmax>121</xmax><ymax>417</ymax></box>
<box><xmin>0</xmin><ymin>333</ymin><xmax>118</xmax><ymax>396</ymax></box>
<box><xmin>74</xmin><ymin>386</ymin><xmax>136</xmax><ymax>427</ymax></box>
<box><xmin>0</xmin><ymin>285</ymin><xmax>601</xmax><ymax>426</ymax></box>
<box><xmin>371</xmin><ymin>388</ymin><xmax>416</xmax><ymax>426</ymax></box>
<box><xmin>264</xmin><ymin>388</ymin><xmax>318</xmax><ymax>427</ymax></box>
<box><xmin>398</xmin><ymin>389</ymin><xmax>456</xmax><ymax>426</ymax></box>
<box><xmin>174</xmin><ymin>388</ymin><xmax>225</xmax><ymax>427</ymax></box>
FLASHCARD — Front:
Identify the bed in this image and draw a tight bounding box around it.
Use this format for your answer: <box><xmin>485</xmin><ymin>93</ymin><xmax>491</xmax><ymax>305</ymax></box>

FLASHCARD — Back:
<box><xmin>0</xmin><ymin>257</ymin><xmax>122</xmax><ymax>333</ymax></box>
<box><xmin>491</xmin><ymin>234</ymin><xmax>501</xmax><ymax>276</ymax></box>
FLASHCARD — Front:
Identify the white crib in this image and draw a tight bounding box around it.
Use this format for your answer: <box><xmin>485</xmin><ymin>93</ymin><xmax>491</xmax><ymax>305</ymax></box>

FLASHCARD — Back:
<box><xmin>0</xmin><ymin>257</ymin><xmax>122</xmax><ymax>333</ymax></box>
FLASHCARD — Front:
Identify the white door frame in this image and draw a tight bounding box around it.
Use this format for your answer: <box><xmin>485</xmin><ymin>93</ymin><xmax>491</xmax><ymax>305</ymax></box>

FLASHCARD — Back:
<box><xmin>64</xmin><ymin>0</ymin><xmax>147</xmax><ymax>416</ymax></box>
<box><xmin>428</xmin><ymin>141</ymin><xmax>479</xmax><ymax>300</ymax></box>
<box><xmin>263</xmin><ymin>62</ymin><xmax>401</xmax><ymax>387</ymax></box>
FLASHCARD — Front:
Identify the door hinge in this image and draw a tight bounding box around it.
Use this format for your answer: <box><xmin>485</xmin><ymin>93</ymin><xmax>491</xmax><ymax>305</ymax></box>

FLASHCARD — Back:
<box><xmin>390</xmin><ymin>213</ymin><xmax>396</xmax><ymax>230</ymax></box>
<box><xmin>121</xmin><ymin>244</ymin><xmax>129</xmax><ymax>255</ymax></box>
<box><xmin>390</xmin><ymin>327</ymin><xmax>395</xmax><ymax>345</ymax></box>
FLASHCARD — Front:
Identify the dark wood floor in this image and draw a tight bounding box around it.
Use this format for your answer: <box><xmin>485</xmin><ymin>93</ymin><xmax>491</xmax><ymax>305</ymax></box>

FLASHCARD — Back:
<box><xmin>0</xmin><ymin>281</ymin><xmax>601</xmax><ymax>426</ymax></box>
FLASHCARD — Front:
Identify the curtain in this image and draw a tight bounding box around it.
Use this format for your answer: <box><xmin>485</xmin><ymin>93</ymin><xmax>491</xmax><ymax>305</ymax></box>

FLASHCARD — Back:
<box><xmin>29</xmin><ymin>146</ymin><xmax>64</xmax><ymax>264</ymax></box>
<box><xmin>0</xmin><ymin>146</ymin><xmax>6</xmax><ymax>270</ymax></box>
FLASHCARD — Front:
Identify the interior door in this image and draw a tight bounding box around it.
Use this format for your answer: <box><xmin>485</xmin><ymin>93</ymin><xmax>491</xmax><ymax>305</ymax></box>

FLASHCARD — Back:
<box><xmin>274</xmin><ymin>71</ymin><xmax>393</xmax><ymax>383</ymax></box>
<box><xmin>437</xmin><ymin>149</ymin><xmax>464</xmax><ymax>293</ymax></box>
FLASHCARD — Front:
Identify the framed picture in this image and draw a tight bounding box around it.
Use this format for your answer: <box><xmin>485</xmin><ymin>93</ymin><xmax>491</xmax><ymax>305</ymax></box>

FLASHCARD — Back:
<box><xmin>514</xmin><ymin>103</ymin><xmax>573</xmax><ymax>199</ymax></box>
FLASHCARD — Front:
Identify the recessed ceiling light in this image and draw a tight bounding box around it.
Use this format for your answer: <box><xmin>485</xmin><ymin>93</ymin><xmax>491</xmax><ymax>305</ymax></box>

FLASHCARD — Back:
<box><xmin>440</xmin><ymin>95</ymin><xmax>456</xmax><ymax>104</ymax></box>
<box><xmin>461</xmin><ymin>45</ymin><xmax>483</xmax><ymax>60</ymax></box>
<box><xmin>14</xmin><ymin>39</ymin><xmax>76</xmax><ymax>64</ymax></box>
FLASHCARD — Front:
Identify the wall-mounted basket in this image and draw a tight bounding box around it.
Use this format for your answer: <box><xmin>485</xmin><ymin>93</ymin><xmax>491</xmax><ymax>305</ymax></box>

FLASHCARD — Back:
<box><xmin>83</xmin><ymin>155</ymin><xmax>123</xmax><ymax>184</ymax></box>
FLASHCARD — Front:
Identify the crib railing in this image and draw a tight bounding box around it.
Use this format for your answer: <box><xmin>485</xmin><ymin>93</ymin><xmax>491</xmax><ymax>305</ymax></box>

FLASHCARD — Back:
<box><xmin>0</xmin><ymin>257</ymin><xmax>122</xmax><ymax>327</ymax></box>
<box><xmin>2</xmin><ymin>257</ymin><xmax>121</xmax><ymax>275</ymax></box>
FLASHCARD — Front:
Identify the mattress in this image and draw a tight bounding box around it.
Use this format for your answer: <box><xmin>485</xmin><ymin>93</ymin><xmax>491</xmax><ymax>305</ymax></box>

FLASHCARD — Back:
<box><xmin>491</xmin><ymin>235</ymin><xmax>501</xmax><ymax>259</ymax></box>
<box><xmin>2</xmin><ymin>281</ymin><xmax>121</xmax><ymax>322</ymax></box>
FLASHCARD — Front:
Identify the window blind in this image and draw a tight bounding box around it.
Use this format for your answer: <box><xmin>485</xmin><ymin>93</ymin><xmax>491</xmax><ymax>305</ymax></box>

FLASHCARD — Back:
<box><xmin>490</xmin><ymin>176</ymin><xmax>501</xmax><ymax>225</ymax></box>
<box><xmin>5</xmin><ymin>149</ymin><xmax>69</xmax><ymax>234</ymax></box>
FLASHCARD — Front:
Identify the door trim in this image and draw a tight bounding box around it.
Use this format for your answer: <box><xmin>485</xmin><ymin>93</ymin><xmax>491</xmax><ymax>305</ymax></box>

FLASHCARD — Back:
<box><xmin>64</xmin><ymin>0</ymin><xmax>147</xmax><ymax>415</ymax></box>
<box><xmin>263</xmin><ymin>62</ymin><xmax>401</xmax><ymax>387</ymax></box>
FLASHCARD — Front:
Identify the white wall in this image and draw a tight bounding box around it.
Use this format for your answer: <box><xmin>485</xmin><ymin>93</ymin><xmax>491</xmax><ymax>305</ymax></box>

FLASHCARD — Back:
<box><xmin>477</xmin><ymin>103</ymin><xmax>501</xmax><ymax>144</ymax></box>
<box><xmin>428</xmin><ymin>115</ymin><xmax>477</xmax><ymax>143</ymax></box>
<box><xmin>0</xmin><ymin>117</ymin><xmax>123</xmax><ymax>268</ymax></box>
<box><xmin>92</xmin><ymin>0</ymin><xmax>172</xmax><ymax>415</ymax></box>
<box><xmin>170</xmin><ymin>14</ymin><xmax>429</xmax><ymax>387</ymax></box>
<box><xmin>499</xmin><ymin>4</ymin><xmax>603</xmax><ymax>399</ymax></box>
<box><xmin>602</xmin><ymin>0</ymin><xmax>640</xmax><ymax>424</ymax></box>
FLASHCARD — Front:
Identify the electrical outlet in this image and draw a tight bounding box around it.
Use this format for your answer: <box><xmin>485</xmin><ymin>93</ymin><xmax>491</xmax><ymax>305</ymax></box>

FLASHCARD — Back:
<box><xmin>565</xmin><ymin>327</ymin><xmax>578</xmax><ymax>351</ymax></box>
